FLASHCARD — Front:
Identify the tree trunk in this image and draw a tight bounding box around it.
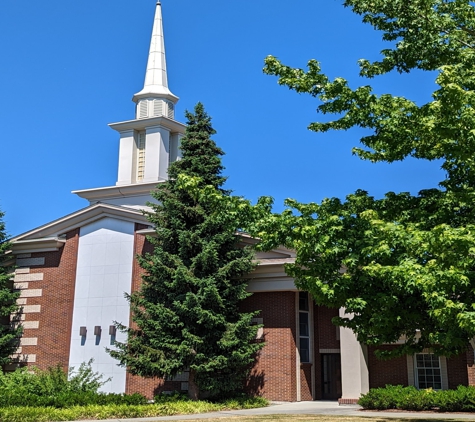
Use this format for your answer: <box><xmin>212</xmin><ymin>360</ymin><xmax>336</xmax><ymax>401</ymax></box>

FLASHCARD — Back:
<box><xmin>188</xmin><ymin>368</ymin><xmax>200</xmax><ymax>401</ymax></box>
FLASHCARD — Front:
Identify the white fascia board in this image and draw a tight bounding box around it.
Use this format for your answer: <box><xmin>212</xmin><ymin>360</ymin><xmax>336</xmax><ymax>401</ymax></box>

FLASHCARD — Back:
<box><xmin>246</xmin><ymin>279</ymin><xmax>298</xmax><ymax>292</ymax></box>
<box><xmin>238</xmin><ymin>234</ymin><xmax>296</xmax><ymax>258</ymax></box>
<box><xmin>109</xmin><ymin>116</ymin><xmax>186</xmax><ymax>134</ymax></box>
<box><xmin>12</xmin><ymin>237</ymin><xmax>66</xmax><ymax>254</ymax></box>
<box><xmin>136</xmin><ymin>228</ymin><xmax>156</xmax><ymax>236</ymax></box>
<box><xmin>251</xmin><ymin>266</ymin><xmax>293</xmax><ymax>280</ymax></box>
<box><xmin>11</xmin><ymin>204</ymin><xmax>148</xmax><ymax>241</ymax></box>
<box><xmin>254</xmin><ymin>258</ymin><xmax>296</xmax><ymax>266</ymax></box>
<box><xmin>73</xmin><ymin>182</ymin><xmax>163</xmax><ymax>201</ymax></box>
<box><xmin>132</xmin><ymin>91</ymin><xmax>179</xmax><ymax>104</ymax></box>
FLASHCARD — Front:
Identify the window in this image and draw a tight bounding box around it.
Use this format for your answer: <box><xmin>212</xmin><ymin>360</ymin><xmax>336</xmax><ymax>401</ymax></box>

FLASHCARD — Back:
<box><xmin>415</xmin><ymin>353</ymin><xmax>442</xmax><ymax>389</ymax></box>
<box><xmin>299</xmin><ymin>291</ymin><xmax>310</xmax><ymax>363</ymax></box>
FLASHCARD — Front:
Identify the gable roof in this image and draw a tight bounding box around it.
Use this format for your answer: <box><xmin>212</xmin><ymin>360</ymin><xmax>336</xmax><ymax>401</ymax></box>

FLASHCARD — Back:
<box><xmin>11</xmin><ymin>203</ymin><xmax>150</xmax><ymax>243</ymax></box>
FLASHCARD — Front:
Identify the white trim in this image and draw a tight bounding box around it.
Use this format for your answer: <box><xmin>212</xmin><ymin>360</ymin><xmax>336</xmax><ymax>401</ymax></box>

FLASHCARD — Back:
<box><xmin>246</xmin><ymin>280</ymin><xmax>298</xmax><ymax>292</ymax></box>
<box><xmin>109</xmin><ymin>116</ymin><xmax>185</xmax><ymax>134</ymax></box>
<box><xmin>73</xmin><ymin>182</ymin><xmax>162</xmax><ymax>201</ymax></box>
<box><xmin>12</xmin><ymin>237</ymin><xmax>66</xmax><ymax>254</ymax></box>
<box><xmin>254</xmin><ymin>258</ymin><xmax>296</xmax><ymax>266</ymax></box>
<box><xmin>11</xmin><ymin>204</ymin><xmax>148</xmax><ymax>241</ymax></box>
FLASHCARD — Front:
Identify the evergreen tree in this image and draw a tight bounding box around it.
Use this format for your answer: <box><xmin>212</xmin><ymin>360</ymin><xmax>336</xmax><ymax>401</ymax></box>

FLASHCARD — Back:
<box><xmin>0</xmin><ymin>209</ymin><xmax>21</xmax><ymax>368</ymax></box>
<box><xmin>110</xmin><ymin>103</ymin><xmax>263</xmax><ymax>399</ymax></box>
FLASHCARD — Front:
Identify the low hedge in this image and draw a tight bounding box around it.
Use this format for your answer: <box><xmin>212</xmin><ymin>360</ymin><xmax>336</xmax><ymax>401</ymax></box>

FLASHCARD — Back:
<box><xmin>358</xmin><ymin>385</ymin><xmax>475</xmax><ymax>412</ymax></box>
<box><xmin>0</xmin><ymin>391</ymin><xmax>148</xmax><ymax>408</ymax></box>
<box><xmin>0</xmin><ymin>396</ymin><xmax>269</xmax><ymax>422</ymax></box>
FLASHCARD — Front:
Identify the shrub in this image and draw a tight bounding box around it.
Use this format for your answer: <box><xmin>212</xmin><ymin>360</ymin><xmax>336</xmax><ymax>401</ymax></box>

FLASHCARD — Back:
<box><xmin>358</xmin><ymin>385</ymin><xmax>475</xmax><ymax>412</ymax></box>
<box><xmin>0</xmin><ymin>360</ymin><xmax>107</xmax><ymax>396</ymax></box>
<box><xmin>0</xmin><ymin>361</ymin><xmax>147</xmax><ymax>408</ymax></box>
<box><xmin>154</xmin><ymin>391</ymin><xmax>189</xmax><ymax>403</ymax></box>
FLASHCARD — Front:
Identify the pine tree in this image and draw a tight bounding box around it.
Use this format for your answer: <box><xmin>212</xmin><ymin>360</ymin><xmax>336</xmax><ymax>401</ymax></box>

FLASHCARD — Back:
<box><xmin>0</xmin><ymin>209</ymin><xmax>21</xmax><ymax>368</ymax></box>
<box><xmin>110</xmin><ymin>103</ymin><xmax>263</xmax><ymax>399</ymax></box>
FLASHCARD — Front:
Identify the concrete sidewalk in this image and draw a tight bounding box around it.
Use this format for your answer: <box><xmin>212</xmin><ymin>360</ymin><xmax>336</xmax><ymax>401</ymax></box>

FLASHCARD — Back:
<box><xmin>70</xmin><ymin>401</ymin><xmax>475</xmax><ymax>421</ymax></box>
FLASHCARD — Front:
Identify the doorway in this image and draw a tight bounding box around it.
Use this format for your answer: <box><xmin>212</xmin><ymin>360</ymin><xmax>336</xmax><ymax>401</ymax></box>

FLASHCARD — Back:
<box><xmin>321</xmin><ymin>354</ymin><xmax>342</xmax><ymax>400</ymax></box>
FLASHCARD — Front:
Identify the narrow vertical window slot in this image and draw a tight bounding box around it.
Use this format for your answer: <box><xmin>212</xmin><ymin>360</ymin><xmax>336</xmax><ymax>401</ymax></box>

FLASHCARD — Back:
<box><xmin>299</xmin><ymin>291</ymin><xmax>311</xmax><ymax>363</ymax></box>
<box><xmin>137</xmin><ymin>132</ymin><xmax>146</xmax><ymax>181</ymax></box>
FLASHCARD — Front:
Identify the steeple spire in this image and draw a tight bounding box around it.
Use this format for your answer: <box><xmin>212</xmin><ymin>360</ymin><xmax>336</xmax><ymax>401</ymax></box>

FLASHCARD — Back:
<box><xmin>133</xmin><ymin>1</ymin><xmax>178</xmax><ymax>110</ymax></box>
<box><xmin>74</xmin><ymin>0</ymin><xmax>185</xmax><ymax>206</ymax></box>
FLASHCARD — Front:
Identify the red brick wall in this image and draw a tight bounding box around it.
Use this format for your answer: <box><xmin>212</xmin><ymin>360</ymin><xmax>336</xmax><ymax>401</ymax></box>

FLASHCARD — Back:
<box><xmin>22</xmin><ymin>229</ymin><xmax>79</xmax><ymax>370</ymax></box>
<box><xmin>368</xmin><ymin>345</ymin><xmax>408</xmax><ymax>388</ymax></box>
<box><xmin>240</xmin><ymin>292</ymin><xmax>297</xmax><ymax>402</ymax></box>
<box><xmin>300</xmin><ymin>363</ymin><xmax>313</xmax><ymax>401</ymax></box>
<box><xmin>466</xmin><ymin>350</ymin><xmax>475</xmax><ymax>387</ymax></box>
<box><xmin>125</xmin><ymin>226</ymin><xmax>162</xmax><ymax>398</ymax></box>
<box><xmin>316</xmin><ymin>306</ymin><xmax>340</xmax><ymax>350</ymax></box>
<box><xmin>446</xmin><ymin>353</ymin><xmax>468</xmax><ymax>389</ymax></box>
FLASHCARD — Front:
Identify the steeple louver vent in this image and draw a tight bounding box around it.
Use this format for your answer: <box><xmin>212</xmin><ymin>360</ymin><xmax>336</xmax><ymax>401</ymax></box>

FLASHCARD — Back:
<box><xmin>137</xmin><ymin>132</ymin><xmax>146</xmax><ymax>181</ymax></box>
<box><xmin>167</xmin><ymin>102</ymin><xmax>174</xmax><ymax>119</ymax></box>
<box><xmin>153</xmin><ymin>100</ymin><xmax>163</xmax><ymax>117</ymax></box>
<box><xmin>139</xmin><ymin>101</ymin><xmax>148</xmax><ymax>119</ymax></box>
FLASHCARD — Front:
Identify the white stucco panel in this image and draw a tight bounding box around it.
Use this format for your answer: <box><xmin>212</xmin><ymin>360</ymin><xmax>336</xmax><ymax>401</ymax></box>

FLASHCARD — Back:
<box><xmin>69</xmin><ymin>217</ymin><xmax>135</xmax><ymax>394</ymax></box>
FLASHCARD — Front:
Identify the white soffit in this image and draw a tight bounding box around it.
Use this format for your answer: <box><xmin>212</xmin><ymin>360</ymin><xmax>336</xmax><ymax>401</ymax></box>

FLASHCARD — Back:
<box><xmin>12</xmin><ymin>237</ymin><xmax>66</xmax><ymax>254</ymax></box>
<box><xmin>108</xmin><ymin>116</ymin><xmax>186</xmax><ymax>134</ymax></box>
<box><xmin>72</xmin><ymin>181</ymin><xmax>163</xmax><ymax>202</ymax></box>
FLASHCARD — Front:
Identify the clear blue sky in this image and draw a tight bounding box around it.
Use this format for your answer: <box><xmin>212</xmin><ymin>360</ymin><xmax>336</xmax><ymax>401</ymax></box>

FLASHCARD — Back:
<box><xmin>0</xmin><ymin>0</ymin><xmax>443</xmax><ymax>237</ymax></box>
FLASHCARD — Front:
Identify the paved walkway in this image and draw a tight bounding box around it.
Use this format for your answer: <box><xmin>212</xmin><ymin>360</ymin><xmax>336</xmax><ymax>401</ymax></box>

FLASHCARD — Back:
<box><xmin>70</xmin><ymin>401</ymin><xmax>475</xmax><ymax>422</ymax></box>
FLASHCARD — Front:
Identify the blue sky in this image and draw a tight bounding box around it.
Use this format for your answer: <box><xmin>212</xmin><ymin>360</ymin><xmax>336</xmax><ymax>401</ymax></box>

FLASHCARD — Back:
<box><xmin>0</xmin><ymin>0</ymin><xmax>443</xmax><ymax>237</ymax></box>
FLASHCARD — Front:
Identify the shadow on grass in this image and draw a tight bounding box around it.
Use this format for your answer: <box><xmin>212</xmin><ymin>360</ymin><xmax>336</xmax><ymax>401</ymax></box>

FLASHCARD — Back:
<box><xmin>168</xmin><ymin>416</ymin><xmax>475</xmax><ymax>422</ymax></box>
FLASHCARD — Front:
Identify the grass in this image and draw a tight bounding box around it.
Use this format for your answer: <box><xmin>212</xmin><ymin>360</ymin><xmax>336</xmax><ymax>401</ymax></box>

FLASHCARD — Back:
<box><xmin>0</xmin><ymin>396</ymin><xmax>268</xmax><ymax>422</ymax></box>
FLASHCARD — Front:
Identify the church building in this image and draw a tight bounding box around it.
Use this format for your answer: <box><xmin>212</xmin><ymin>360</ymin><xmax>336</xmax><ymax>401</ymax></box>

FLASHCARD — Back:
<box><xmin>7</xmin><ymin>1</ymin><xmax>475</xmax><ymax>403</ymax></box>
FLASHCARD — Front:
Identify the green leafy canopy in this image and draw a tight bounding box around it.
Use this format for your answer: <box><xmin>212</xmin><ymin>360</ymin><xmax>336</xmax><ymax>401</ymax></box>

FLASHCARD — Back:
<box><xmin>256</xmin><ymin>0</ymin><xmax>475</xmax><ymax>357</ymax></box>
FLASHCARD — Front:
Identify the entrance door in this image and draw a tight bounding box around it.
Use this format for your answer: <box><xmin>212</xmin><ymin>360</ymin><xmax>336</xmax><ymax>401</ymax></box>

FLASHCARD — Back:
<box><xmin>321</xmin><ymin>354</ymin><xmax>342</xmax><ymax>400</ymax></box>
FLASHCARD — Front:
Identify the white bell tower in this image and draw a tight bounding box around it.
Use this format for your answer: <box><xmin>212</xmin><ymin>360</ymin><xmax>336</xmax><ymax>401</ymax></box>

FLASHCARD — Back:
<box><xmin>73</xmin><ymin>1</ymin><xmax>185</xmax><ymax>208</ymax></box>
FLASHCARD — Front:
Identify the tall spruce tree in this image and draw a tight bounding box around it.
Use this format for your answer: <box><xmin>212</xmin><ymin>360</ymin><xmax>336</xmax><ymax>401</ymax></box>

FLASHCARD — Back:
<box><xmin>0</xmin><ymin>209</ymin><xmax>21</xmax><ymax>368</ymax></box>
<box><xmin>110</xmin><ymin>103</ymin><xmax>263</xmax><ymax>399</ymax></box>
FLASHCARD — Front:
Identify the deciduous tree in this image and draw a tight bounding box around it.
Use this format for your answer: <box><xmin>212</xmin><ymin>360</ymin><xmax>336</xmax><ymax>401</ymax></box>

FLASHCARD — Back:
<box><xmin>257</xmin><ymin>0</ymin><xmax>475</xmax><ymax>357</ymax></box>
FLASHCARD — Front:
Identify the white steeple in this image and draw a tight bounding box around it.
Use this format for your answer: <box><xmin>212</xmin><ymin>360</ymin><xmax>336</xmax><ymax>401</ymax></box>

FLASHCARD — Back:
<box><xmin>73</xmin><ymin>1</ymin><xmax>185</xmax><ymax>208</ymax></box>
<box><xmin>133</xmin><ymin>1</ymin><xmax>179</xmax><ymax>120</ymax></box>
